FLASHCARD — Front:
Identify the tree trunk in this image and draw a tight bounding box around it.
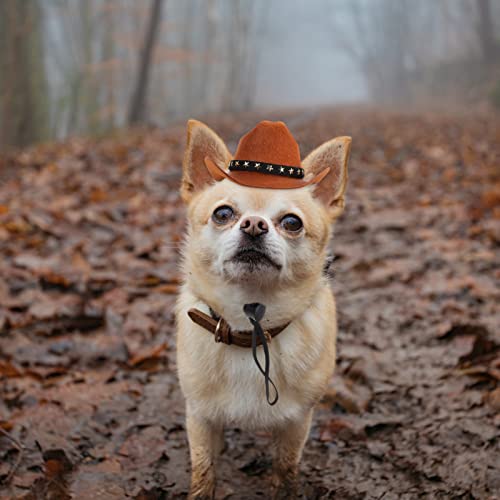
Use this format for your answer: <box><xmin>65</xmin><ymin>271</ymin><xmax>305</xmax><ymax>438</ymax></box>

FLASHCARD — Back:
<box><xmin>199</xmin><ymin>0</ymin><xmax>216</xmax><ymax>111</ymax></box>
<box><xmin>181</xmin><ymin>0</ymin><xmax>195</xmax><ymax>118</ymax></box>
<box><xmin>0</xmin><ymin>0</ymin><xmax>48</xmax><ymax>149</ymax></box>
<box><xmin>128</xmin><ymin>0</ymin><xmax>164</xmax><ymax>125</ymax></box>
<box><xmin>476</xmin><ymin>0</ymin><xmax>497</xmax><ymax>63</ymax></box>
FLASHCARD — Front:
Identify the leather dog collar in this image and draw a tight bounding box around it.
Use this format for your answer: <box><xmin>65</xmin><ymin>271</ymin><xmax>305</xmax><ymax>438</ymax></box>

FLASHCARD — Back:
<box><xmin>188</xmin><ymin>304</ymin><xmax>284</xmax><ymax>405</ymax></box>
<box><xmin>187</xmin><ymin>308</ymin><xmax>289</xmax><ymax>347</ymax></box>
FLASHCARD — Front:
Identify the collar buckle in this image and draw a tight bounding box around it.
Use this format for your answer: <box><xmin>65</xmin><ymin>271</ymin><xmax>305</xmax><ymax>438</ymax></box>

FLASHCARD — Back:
<box><xmin>214</xmin><ymin>318</ymin><xmax>223</xmax><ymax>343</ymax></box>
<box><xmin>264</xmin><ymin>330</ymin><xmax>272</xmax><ymax>344</ymax></box>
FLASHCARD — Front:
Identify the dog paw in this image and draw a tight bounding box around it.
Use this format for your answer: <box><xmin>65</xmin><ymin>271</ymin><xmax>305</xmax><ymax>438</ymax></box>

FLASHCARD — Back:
<box><xmin>271</xmin><ymin>474</ymin><xmax>301</xmax><ymax>499</ymax></box>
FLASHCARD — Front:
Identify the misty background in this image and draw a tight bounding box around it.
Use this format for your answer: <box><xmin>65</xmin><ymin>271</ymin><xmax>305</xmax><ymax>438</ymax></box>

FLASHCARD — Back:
<box><xmin>1</xmin><ymin>0</ymin><xmax>499</xmax><ymax>149</ymax></box>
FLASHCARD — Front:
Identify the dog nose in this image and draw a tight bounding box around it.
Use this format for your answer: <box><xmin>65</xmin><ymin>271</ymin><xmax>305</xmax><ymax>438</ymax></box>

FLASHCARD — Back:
<box><xmin>240</xmin><ymin>216</ymin><xmax>269</xmax><ymax>237</ymax></box>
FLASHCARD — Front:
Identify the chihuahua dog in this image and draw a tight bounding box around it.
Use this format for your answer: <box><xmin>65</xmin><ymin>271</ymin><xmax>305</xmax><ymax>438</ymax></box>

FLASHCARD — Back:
<box><xmin>176</xmin><ymin>119</ymin><xmax>351</xmax><ymax>499</ymax></box>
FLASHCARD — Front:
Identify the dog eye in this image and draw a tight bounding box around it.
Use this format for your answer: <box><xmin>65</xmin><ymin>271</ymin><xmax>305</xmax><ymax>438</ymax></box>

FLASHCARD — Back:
<box><xmin>280</xmin><ymin>214</ymin><xmax>303</xmax><ymax>232</ymax></box>
<box><xmin>212</xmin><ymin>205</ymin><xmax>234</xmax><ymax>224</ymax></box>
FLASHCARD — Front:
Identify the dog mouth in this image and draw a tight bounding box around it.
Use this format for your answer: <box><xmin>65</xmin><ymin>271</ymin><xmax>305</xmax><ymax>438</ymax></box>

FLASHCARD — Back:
<box><xmin>231</xmin><ymin>248</ymin><xmax>281</xmax><ymax>270</ymax></box>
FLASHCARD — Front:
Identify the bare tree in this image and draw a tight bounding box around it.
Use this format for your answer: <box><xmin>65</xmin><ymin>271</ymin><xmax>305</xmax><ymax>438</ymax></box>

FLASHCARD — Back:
<box><xmin>223</xmin><ymin>0</ymin><xmax>255</xmax><ymax>111</ymax></box>
<box><xmin>330</xmin><ymin>0</ymin><xmax>414</xmax><ymax>104</ymax></box>
<box><xmin>128</xmin><ymin>0</ymin><xmax>165</xmax><ymax>125</ymax></box>
<box><xmin>0</xmin><ymin>0</ymin><xmax>48</xmax><ymax>148</ymax></box>
<box><xmin>242</xmin><ymin>1</ymin><xmax>268</xmax><ymax>110</ymax></box>
<box><xmin>476</xmin><ymin>0</ymin><xmax>498</xmax><ymax>63</ymax></box>
<box><xmin>180</xmin><ymin>0</ymin><xmax>196</xmax><ymax>118</ymax></box>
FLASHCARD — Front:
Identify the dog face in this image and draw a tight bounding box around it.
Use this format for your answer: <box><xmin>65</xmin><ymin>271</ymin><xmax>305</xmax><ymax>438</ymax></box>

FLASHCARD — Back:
<box><xmin>181</xmin><ymin>120</ymin><xmax>350</xmax><ymax>287</ymax></box>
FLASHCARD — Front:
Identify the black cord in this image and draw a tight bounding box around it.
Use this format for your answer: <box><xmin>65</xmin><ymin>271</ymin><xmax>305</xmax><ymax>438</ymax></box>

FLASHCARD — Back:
<box><xmin>243</xmin><ymin>303</ymin><xmax>279</xmax><ymax>406</ymax></box>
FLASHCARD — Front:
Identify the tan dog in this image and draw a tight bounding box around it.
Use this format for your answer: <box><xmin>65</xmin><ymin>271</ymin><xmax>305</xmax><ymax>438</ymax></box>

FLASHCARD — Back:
<box><xmin>176</xmin><ymin>120</ymin><xmax>351</xmax><ymax>499</ymax></box>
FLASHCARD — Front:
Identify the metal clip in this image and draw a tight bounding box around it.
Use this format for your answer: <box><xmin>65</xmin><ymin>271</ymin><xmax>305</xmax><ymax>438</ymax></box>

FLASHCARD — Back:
<box><xmin>214</xmin><ymin>318</ymin><xmax>223</xmax><ymax>343</ymax></box>
<box><xmin>264</xmin><ymin>330</ymin><xmax>272</xmax><ymax>344</ymax></box>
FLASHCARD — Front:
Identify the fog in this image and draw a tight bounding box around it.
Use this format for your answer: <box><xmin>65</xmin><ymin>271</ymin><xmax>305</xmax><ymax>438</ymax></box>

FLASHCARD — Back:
<box><xmin>0</xmin><ymin>0</ymin><xmax>498</xmax><ymax>147</ymax></box>
<box><xmin>255</xmin><ymin>2</ymin><xmax>367</xmax><ymax>106</ymax></box>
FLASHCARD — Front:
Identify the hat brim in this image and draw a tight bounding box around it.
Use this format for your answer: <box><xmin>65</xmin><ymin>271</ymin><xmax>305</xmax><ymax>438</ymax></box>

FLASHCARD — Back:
<box><xmin>204</xmin><ymin>157</ymin><xmax>329</xmax><ymax>190</ymax></box>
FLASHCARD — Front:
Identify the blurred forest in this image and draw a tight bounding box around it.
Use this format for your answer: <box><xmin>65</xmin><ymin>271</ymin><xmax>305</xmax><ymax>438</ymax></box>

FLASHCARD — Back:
<box><xmin>0</xmin><ymin>0</ymin><xmax>499</xmax><ymax>149</ymax></box>
<box><xmin>1</xmin><ymin>1</ymin><xmax>500</xmax><ymax>498</ymax></box>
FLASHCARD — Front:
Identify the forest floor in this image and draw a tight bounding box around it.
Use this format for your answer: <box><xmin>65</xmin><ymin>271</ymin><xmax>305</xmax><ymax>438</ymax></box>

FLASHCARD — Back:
<box><xmin>0</xmin><ymin>108</ymin><xmax>499</xmax><ymax>499</ymax></box>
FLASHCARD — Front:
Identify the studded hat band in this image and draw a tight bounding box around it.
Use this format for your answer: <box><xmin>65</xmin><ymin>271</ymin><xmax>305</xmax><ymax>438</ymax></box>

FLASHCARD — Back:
<box><xmin>228</xmin><ymin>160</ymin><xmax>304</xmax><ymax>179</ymax></box>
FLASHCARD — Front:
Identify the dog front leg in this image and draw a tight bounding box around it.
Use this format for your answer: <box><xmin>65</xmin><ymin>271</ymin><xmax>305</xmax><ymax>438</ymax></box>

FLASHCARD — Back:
<box><xmin>271</xmin><ymin>410</ymin><xmax>313</xmax><ymax>499</ymax></box>
<box><xmin>186</xmin><ymin>410</ymin><xmax>222</xmax><ymax>500</ymax></box>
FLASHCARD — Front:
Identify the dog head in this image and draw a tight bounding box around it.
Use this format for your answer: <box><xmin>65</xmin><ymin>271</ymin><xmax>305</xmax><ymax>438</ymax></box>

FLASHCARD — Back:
<box><xmin>180</xmin><ymin>120</ymin><xmax>350</xmax><ymax>288</ymax></box>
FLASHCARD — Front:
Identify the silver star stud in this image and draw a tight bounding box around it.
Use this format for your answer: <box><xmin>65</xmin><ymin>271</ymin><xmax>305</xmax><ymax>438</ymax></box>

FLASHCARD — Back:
<box><xmin>255</xmin><ymin>163</ymin><xmax>260</xmax><ymax>168</ymax></box>
<box><xmin>289</xmin><ymin>168</ymin><xmax>294</xmax><ymax>175</ymax></box>
<box><xmin>280</xmin><ymin>167</ymin><xmax>285</xmax><ymax>173</ymax></box>
<box><xmin>235</xmin><ymin>161</ymin><xmax>240</xmax><ymax>166</ymax></box>
<box><xmin>244</xmin><ymin>161</ymin><xmax>249</xmax><ymax>167</ymax></box>
<box><xmin>267</xmin><ymin>165</ymin><xmax>273</xmax><ymax>172</ymax></box>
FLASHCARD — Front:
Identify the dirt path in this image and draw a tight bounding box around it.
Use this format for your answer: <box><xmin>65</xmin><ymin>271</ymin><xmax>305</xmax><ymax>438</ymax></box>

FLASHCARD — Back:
<box><xmin>0</xmin><ymin>109</ymin><xmax>499</xmax><ymax>499</ymax></box>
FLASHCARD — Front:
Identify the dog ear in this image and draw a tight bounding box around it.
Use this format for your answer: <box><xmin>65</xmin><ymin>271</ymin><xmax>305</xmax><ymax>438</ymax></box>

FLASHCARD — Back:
<box><xmin>303</xmin><ymin>136</ymin><xmax>351</xmax><ymax>218</ymax></box>
<box><xmin>181</xmin><ymin>120</ymin><xmax>231</xmax><ymax>203</ymax></box>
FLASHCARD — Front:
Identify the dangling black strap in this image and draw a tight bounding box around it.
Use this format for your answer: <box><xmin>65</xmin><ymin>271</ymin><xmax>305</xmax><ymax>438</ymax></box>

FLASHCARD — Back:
<box><xmin>243</xmin><ymin>303</ymin><xmax>279</xmax><ymax>406</ymax></box>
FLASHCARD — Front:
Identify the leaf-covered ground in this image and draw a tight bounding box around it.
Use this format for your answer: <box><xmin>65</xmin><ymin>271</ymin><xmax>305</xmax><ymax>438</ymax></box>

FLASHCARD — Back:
<box><xmin>0</xmin><ymin>109</ymin><xmax>499</xmax><ymax>499</ymax></box>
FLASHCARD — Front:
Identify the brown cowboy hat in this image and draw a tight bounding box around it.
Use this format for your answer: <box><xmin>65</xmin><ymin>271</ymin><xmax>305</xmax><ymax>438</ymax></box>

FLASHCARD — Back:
<box><xmin>204</xmin><ymin>121</ymin><xmax>330</xmax><ymax>189</ymax></box>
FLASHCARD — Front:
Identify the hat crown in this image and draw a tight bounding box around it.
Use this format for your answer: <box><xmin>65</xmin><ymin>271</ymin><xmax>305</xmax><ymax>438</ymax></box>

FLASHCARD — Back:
<box><xmin>233</xmin><ymin>121</ymin><xmax>301</xmax><ymax>167</ymax></box>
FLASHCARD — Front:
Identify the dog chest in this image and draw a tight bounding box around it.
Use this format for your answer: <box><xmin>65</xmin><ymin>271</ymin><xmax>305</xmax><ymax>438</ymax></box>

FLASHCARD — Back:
<box><xmin>178</xmin><ymin>318</ymin><xmax>335</xmax><ymax>429</ymax></box>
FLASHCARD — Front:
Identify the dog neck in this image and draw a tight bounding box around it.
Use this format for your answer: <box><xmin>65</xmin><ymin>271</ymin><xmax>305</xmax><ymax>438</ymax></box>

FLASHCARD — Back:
<box><xmin>185</xmin><ymin>270</ymin><xmax>324</xmax><ymax>332</ymax></box>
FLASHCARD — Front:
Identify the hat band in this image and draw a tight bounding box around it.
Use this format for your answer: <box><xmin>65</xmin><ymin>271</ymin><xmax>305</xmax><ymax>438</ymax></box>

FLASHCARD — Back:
<box><xmin>229</xmin><ymin>160</ymin><xmax>304</xmax><ymax>179</ymax></box>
